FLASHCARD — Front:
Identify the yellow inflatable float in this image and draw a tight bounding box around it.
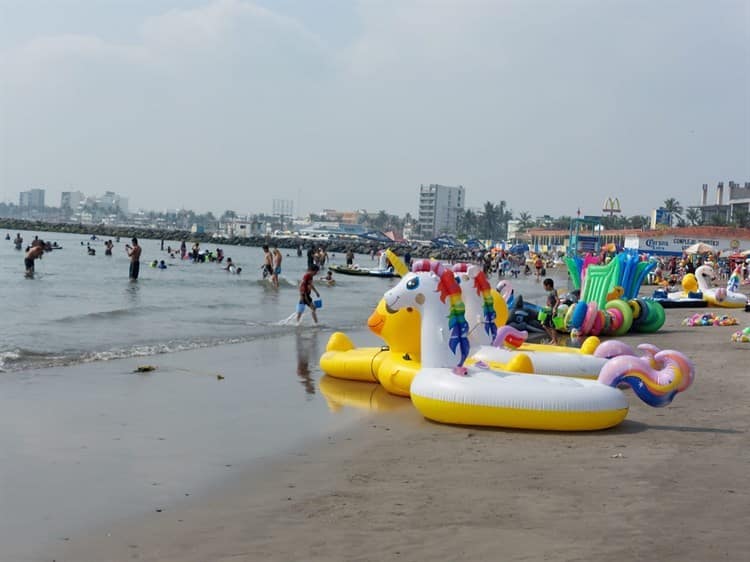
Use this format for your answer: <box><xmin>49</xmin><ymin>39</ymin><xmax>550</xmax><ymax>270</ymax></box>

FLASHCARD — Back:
<box><xmin>384</xmin><ymin>260</ymin><xmax>694</xmax><ymax>431</ymax></box>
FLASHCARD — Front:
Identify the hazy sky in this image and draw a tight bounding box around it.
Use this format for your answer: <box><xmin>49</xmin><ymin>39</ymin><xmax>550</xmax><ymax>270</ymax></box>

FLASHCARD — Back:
<box><xmin>1</xmin><ymin>0</ymin><xmax>748</xmax><ymax>218</ymax></box>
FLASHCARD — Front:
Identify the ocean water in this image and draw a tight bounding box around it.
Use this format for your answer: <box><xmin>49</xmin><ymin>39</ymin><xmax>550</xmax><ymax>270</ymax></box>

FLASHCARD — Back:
<box><xmin>0</xmin><ymin>230</ymin><xmax>398</xmax><ymax>372</ymax></box>
<box><xmin>1</xmin><ymin>229</ymin><xmax>554</xmax><ymax>373</ymax></box>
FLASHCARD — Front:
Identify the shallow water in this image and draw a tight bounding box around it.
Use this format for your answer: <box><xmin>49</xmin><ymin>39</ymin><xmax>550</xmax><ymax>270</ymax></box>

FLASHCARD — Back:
<box><xmin>0</xmin><ymin>230</ymin><xmax>399</xmax><ymax>371</ymax></box>
<box><xmin>1</xmin><ymin>229</ymin><xmax>554</xmax><ymax>371</ymax></box>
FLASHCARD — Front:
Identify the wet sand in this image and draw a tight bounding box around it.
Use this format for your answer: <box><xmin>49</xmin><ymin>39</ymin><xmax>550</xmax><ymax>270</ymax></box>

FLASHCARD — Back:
<box><xmin>27</xmin><ymin>305</ymin><xmax>750</xmax><ymax>562</ymax></box>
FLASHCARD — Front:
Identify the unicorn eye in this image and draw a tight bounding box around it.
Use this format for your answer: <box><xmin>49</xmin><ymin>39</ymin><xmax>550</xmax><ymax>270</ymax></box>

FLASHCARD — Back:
<box><xmin>406</xmin><ymin>277</ymin><xmax>420</xmax><ymax>290</ymax></box>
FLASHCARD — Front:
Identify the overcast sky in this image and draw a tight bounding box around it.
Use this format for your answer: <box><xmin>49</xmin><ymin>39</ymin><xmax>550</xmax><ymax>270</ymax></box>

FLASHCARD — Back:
<box><xmin>1</xmin><ymin>0</ymin><xmax>748</xmax><ymax>218</ymax></box>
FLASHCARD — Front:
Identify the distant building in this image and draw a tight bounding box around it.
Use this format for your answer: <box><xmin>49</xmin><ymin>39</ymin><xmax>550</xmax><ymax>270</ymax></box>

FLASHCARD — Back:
<box><xmin>60</xmin><ymin>190</ymin><xmax>85</xmax><ymax>210</ymax></box>
<box><xmin>691</xmin><ymin>181</ymin><xmax>750</xmax><ymax>223</ymax></box>
<box><xmin>19</xmin><ymin>188</ymin><xmax>45</xmax><ymax>210</ymax></box>
<box><xmin>418</xmin><ymin>183</ymin><xmax>464</xmax><ymax>238</ymax></box>
<box><xmin>97</xmin><ymin>191</ymin><xmax>129</xmax><ymax>215</ymax></box>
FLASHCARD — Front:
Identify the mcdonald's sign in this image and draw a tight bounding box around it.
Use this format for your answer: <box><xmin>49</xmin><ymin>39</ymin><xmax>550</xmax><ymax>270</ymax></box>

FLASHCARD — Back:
<box><xmin>602</xmin><ymin>197</ymin><xmax>621</xmax><ymax>215</ymax></box>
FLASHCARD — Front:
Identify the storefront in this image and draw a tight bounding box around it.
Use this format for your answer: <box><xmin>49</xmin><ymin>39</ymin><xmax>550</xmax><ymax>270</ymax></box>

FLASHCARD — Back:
<box><xmin>623</xmin><ymin>227</ymin><xmax>750</xmax><ymax>256</ymax></box>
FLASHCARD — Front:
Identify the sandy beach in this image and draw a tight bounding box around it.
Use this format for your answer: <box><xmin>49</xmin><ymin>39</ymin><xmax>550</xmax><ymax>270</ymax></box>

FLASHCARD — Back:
<box><xmin>19</xmin><ymin>303</ymin><xmax>750</xmax><ymax>562</ymax></box>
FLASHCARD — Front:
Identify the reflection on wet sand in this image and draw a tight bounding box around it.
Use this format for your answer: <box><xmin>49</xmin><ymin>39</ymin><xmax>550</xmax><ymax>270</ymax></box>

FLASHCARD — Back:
<box><xmin>295</xmin><ymin>330</ymin><xmax>320</xmax><ymax>396</ymax></box>
<box><xmin>319</xmin><ymin>375</ymin><xmax>410</xmax><ymax>413</ymax></box>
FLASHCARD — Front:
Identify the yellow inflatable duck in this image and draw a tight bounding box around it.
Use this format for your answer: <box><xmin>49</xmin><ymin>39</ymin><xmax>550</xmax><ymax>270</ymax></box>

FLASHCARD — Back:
<box><xmin>320</xmin><ymin>298</ymin><xmax>422</xmax><ymax>396</ymax></box>
<box><xmin>682</xmin><ymin>273</ymin><xmax>698</xmax><ymax>293</ymax></box>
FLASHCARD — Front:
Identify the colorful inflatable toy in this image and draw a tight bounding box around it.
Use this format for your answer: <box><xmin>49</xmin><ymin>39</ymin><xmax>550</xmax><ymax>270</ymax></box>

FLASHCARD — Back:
<box><xmin>320</xmin><ymin>262</ymin><xmax>513</xmax><ymax>396</ymax></box>
<box><xmin>682</xmin><ymin>312</ymin><xmax>738</xmax><ymax>327</ymax></box>
<box><xmin>383</xmin><ymin>260</ymin><xmax>695</xmax><ymax>431</ymax></box>
<box><xmin>694</xmin><ymin>265</ymin><xmax>748</xmax><ymax>308</ymax></box>
<box><xmin>731</xmin><ymin>326</ymin><xmax>750</xmax><ymax>343</ymax></box>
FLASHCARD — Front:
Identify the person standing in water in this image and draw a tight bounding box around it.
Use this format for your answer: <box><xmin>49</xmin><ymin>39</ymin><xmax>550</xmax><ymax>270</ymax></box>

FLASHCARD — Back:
<box><xmin>261</xmin><ymin>245</ymin><xmax>274</xmax><ymax>280</ymax></box>
<box><xmin>296</xmin><ymin>264</ymin><xmax>321</xmax><ymax>324</ymax></box>
<box><xmin>126</xmin><ymin>237</ymin><xmax>142</xmax><ymax>281</ymax></box>
<box><xmin>24</xmin><ymin>242</ymin><xmax>44</xmax><ymax>278</ymax></box>
<box><xmin>272</xmin><ymin>247</ymin><xmax>283</xmax><ymax>288</ymax></box>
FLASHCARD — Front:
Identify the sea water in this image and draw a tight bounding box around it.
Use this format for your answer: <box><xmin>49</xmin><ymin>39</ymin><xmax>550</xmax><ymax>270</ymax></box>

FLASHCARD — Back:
<box><xmin>1</xmin><ymin>229</ymin><xmax>551</xmax><ymax>372</ymax></box>
<box><xmin>0</xmin><ymin>230</ymin><xmax>391</xmax><ymax>371</ymax></box>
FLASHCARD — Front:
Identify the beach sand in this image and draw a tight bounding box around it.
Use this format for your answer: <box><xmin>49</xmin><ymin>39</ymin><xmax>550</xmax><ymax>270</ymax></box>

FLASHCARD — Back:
<box><xmin>28</xmin><ymin>306</ymin><xmax>750</xmax><ymax>561</ymax></box>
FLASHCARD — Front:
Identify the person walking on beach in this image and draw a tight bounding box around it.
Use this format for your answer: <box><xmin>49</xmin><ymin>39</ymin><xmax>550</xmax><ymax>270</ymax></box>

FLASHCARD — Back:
<box><xmin>534</xmin><ymin>255</ymin><xmax>544</xmax><ymax>282</ymax></box>
<box><xmin>24</xmin><ymin>242</ymin><xmax>44</xmax><ymax>278</ymax></box>
<box><xmin>542</xmin><ymin>278</ymin><xmax>560</xmax><ymax>345</ymax></box>
<box><xmin>126</xmin><ymin>237</ymin><xmax>142</xmax><ymax>281</ymax></box>
<box><xmin>296</xmin><ymin>264</ymin><xmax>321</xmax><ymax>324</ymax></box>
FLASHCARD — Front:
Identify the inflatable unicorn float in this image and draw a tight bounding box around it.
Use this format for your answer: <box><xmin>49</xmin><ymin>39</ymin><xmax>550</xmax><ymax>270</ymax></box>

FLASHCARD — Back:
<box><xmin>321</xmin><ymin>258</ymin><xmax>649</xmax><ymax>396</ymax></box>
<box><xmin>694</xmin><ymin>264</ymin><xmax>748</xmax><ymax>308</ymax></box>
<box><xmin>381</xmin><ymin>259</ymin><xmax>694</xmax><ymax>431</ymax></box>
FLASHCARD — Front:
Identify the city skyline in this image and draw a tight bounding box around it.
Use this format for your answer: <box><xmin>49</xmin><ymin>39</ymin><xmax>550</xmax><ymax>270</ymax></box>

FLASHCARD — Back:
<box><xmin>1</xmin><ymin>1</ymin><xmax>748</xmax><ymax>218</ymax></box>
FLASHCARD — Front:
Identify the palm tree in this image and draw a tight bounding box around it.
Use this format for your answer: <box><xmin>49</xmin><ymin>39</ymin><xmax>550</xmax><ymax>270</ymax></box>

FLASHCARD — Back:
<box><xmin>685</xmin><ymin>207</ymin><xmax>703</xmax><ymax>226</ymax></box>
<box><xmin>662</xmin><ymin>198</ymin><xmax>683</xmax><ymax>226</ymax></box>
<box><xmin>628</xmin><ymin>215</ymin><xmax>650</xmax><ymax>229</ymax></box>
<box><xmin>516</xmin><ymin>211</ymin><xmax>534</xmax><ymax>232</ymax></box>
<box><xmin>372</xmin><ymin>210</ymin><xmax>389</xmax><ymax>231</ymax></box>
<box><xmin>457</xmin><ymin>209</ymin><xmax>478</xmax><ymax>238</ymax></box>
<box><xmin>479</xmin><ymin>202</ymin><xmax>500</xmax><ymax>240</ymax></box>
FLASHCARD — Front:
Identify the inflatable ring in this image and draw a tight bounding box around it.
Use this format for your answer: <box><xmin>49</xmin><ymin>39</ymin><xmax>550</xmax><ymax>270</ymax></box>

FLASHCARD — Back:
<box><xmin>600</xmin><ymin>310</ymin><xmax>612</xmax><ymax>335</ymax></box>
<box><xmin>581</xmin><ymin>302</ymin><xmax>598</xmax><ymax>335</ymax></box>
<box><xmin>636</xmin><ymin>300</ymin><xmax>666</xmax><ymax>333</ymax></box>
<box><xmin>628</xmin><ymin>299</ymin><xmax>642</xmax><ymax>321</ymax></box>
<box><xmin>589</xmin><ymin>310</ymin><xmax>603</xmax><ymax>336</ymax></box>
<box><xmin>606</xmin><ymin>307</ymin><xmax>623</xmax><ymax>334</ymax></box>
<box><xmin>605</xmin><ymin>299</ymin><xmax>633</xmax><ymax>336</ymax></box>
<box><xmin>631</xmin><ymin>298</ymin><xmax>651</xmax><ymax>329</ymax></box>
<box><xmin>570</xmin><ymin>301</ymin><xmax>588</xmax><ymax>330</ymax></box>
<box><xmin>564</xmin><ymin>304</ymin><xmax>577</xmax><ymax>331</ymax></box>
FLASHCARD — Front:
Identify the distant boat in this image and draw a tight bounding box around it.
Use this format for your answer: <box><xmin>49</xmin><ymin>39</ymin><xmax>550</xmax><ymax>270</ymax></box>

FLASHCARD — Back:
<box><xmin>329</xmin><ymin>265</ymin><xmax>399</xmax><ymax>278</ymax></box>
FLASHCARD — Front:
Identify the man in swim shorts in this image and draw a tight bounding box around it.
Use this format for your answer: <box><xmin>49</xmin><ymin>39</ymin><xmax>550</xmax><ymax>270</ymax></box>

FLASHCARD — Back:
<box><xmin>126</xmin><ymin>237</ymin><xmax>142</xmax><ymax>280</ymax></box>
<box><xmin>272</xmin><ymin>247</ymin><xmax>283</xmax><ymax>288</ymax></box>
<box><xmin>24</xmin><ymin>242</ymin><xmax>44</xmax><ymax>278</ymax></box>
<box><xmin>297</xmin><ymin>264</ymin><xmax>320</xmax><ymax>324</ymax></box>
<box><xmin>261</xmin><ymin>245</ymin><xmax>274</xmax><ymax>279</ymax></box>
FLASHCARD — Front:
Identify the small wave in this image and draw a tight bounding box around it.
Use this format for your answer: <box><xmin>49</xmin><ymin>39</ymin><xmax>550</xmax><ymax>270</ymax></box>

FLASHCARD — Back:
<box><xmin>0</xmin><ymin>328</ymin><xmax>296</xmax><ymax>373</ymax></box>
<box><xmin>54</xmin><ymin>307</ymin><xmax>136</xmax><ymax>323</ymax></box>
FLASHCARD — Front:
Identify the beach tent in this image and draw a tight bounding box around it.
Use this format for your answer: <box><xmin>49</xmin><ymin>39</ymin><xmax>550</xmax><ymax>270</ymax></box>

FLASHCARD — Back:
<box><xmin>508</xmin><ymin>243</ymin><xmax>529</xmax><ymax>255</ymax></box>
<box><xmin>684</xmin><ymin>242</ymin><xmax>714</xmax><ymax>255</ymax></box>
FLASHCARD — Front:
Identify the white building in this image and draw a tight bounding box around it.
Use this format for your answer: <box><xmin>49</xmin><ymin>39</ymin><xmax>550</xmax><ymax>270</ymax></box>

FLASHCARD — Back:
<box><xmin>97</xmin><ymin>191</ymin><xmax>129</xmax><ymax>215</ymax></box>
<box><xmin>418</xmin><ymin>183</ymin><xmax>464</xmax><ymax>238</ymax></box>
<box><xmin>19</xmin><ymin>188</ymin><xmax>45</xmax><ymax>210</ymax></box>
<box><xmin>60</xmin><ymin>190</ymin><xmax>85</xmax><ymax>210</ymax></box>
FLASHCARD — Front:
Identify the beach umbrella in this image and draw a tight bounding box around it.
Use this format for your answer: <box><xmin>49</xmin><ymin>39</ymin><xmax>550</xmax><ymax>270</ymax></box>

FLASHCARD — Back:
<box><xmin>684</xmin><ymin>242</ymin><xmax>714</xmax><ymax>255</ymax></box>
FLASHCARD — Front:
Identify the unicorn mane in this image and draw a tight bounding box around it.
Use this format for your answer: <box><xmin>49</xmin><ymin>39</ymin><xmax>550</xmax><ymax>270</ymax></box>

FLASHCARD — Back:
<box><xmin>411</xmin><ymin>259</ymin><xmax>471</xmax><ymax>366</ymax></box>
